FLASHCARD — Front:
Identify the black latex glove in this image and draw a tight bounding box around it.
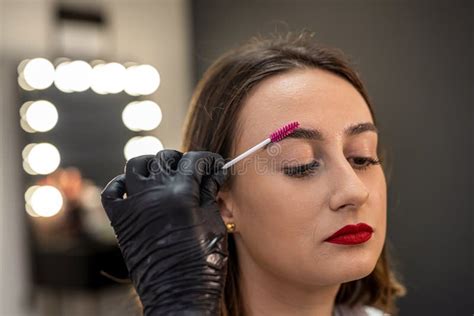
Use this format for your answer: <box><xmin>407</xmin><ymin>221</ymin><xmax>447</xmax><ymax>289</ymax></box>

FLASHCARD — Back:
<box><xmin>100</xmin><ymin>150</ymin><xmax>230</xmax><ymax>316</ymax></box>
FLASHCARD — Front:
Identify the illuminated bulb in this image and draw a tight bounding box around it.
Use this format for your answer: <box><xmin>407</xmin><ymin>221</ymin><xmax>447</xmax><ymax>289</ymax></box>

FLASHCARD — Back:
<box><xmin>23</xmin><ymin>58</ymin><xmax>55</xmax><ymax>90</ymax></box>
<box><xmin>122</xmin><ymin>101</ymin><xmax>139</xmax><ymax>130</ymax></box>
<box><xmin>91</xmin><ymin>64</ymin><xmax>108</xmax><ymax>94</ymax></box>
<box><xmin>20</xmin><ymin>117</ymin><xmax>36</xmax><ymax>133</ymax></box>
<box><xmin>30</xmin><ymin>185</ymin><xmax>63</xmax><ymax>217</ymax></box>
<box><xmin>54</xmin><ymin>61</ymin><xmax>74</xmax><ymax>93</ymax></box>
<box><xmin>22</xmin><ymin>143</ymin><xmax>36</xmax><ymax>160</ymax></box>
<box><xmin>22</xmin><ymin>144</ymin><xmax>38</xmax><ymax>174</ymax></box>
<box><xmin>25</xmin><ymin>203</ymin><xmax>40</xmax><ymax>217</ymax></box>
<box><xmin>22</xmin><ymin>159</ymin><xmax>38</xmax><ymax>175</ymax></box>
<box><xmin>124</xmin><ymin>66</ymin><xmax>140</xmax><ymax>96</ymax></box>
<box><xmin>69</xmin><ymin>60</ymin><xmax>92</xmax><ymax>92</ymax></box>
<box><xmin>122</xmin><ymin>100</ymin><xmax>162</xmax><ymax>131</ymax></box>
<box><xmin>54</xmin><ymin>60</ymin><xmax>93</xmax><ymax>92</ymax></box>
<box><xmin>125</xmin><ymin>64</ymin><xmax>160</xmax><ymax>95</ymax></box>
<box><xmin>102</xmin><ymin>63</ymin><xmax>126</xmax><ymax>94</ymax></box>
<box><xmin>25</xmin><ymin>100</ymin><xmax>58</xmax><ymax>132</ymax></box>
<box><xmin>26</xmin><ymin>143</ymin><xmax>61</xmax><ymax>174</ymax></box>
<box><xmin>19</xmin><ymin>101</ymin><xmax>33</xmax><ymax>117</ymax></box>
<box><xmin>124</xmin><ymin>136</ymin><xmax>163</xmax><ymax>160</ymax></box>
<box><xmin>17</xmin><ymin>59</ymin><xmax>30</xmax><ymax>75</ymax></box>
<box><xmin>17</xmin><ymin>74</ymin><xmax>34</xmax><ymax>91</ymax></box>
<box><xmin>25</xmin><ymin>185</ymin><xmax>40</xmax><ymax>204</ymax></box>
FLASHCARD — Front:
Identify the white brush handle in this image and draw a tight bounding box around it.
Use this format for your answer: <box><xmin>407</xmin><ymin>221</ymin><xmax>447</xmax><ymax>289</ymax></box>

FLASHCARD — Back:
<box><xmin>221</xmin><ymin>138</ymin><xmax>271</xmax><ymax>169</ymax></box>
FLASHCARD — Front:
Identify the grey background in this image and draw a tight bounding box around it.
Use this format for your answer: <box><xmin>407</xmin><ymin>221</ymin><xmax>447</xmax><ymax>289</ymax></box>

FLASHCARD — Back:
<box><xmin>191</xmin><ymin>0</ymin><xmax>473</xmax><ymax>314</ymax></box>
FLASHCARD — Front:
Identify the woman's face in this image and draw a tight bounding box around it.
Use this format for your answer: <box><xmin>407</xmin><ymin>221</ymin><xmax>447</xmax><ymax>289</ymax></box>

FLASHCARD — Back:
<box><xmin>220</xmin><ymin>68</ymin><xmax>386</xmax><ymax>287</ymax></box>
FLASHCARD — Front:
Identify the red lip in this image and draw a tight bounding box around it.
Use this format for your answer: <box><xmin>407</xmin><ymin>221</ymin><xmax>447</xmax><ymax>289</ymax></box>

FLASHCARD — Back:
<box><xmin>325</xmin><ymin>223</ymin><xmax>374</xmax><ymax>245</ymax></box>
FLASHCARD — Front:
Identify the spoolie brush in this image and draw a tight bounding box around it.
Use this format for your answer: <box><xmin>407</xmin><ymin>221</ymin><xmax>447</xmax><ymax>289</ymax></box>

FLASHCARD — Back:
<box><xmin>221</xmin><ymin>121</ymin><xmax>300</xmax><ymax>169</ymax></box>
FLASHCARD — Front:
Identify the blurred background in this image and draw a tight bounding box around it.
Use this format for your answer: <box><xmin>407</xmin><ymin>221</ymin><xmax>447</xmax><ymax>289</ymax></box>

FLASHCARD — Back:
<box><xmin>0</xmin><ymin>0</ymin><xmax>472</xmax><ymax>315</ymax></box>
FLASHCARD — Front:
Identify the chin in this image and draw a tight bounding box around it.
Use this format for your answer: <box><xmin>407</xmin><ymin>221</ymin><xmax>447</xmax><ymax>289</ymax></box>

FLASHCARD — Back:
<box><xmin>296</xmin><ymin>259</ymin><xmax>376</xmax><ymax>287</ymax></box>
<box><xmin>310</xmin><ymin>250</ymin><xmax>379</xmax><ymax>285</ymax></box>
<box><xmin>337</xmin><ymin>253</ymin><xmax>379</xmax><ymax>282</ymax></box>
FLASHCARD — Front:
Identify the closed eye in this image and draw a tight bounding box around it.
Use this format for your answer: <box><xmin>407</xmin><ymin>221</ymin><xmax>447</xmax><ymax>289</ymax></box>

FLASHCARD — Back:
<box><xmin>282</xmin><ymin>160</ymin><xmax>319</xmax><ymax>178</ymax></box>
<box><xmin>282</xmin><ymin>157</ymin><xmax>382</xmax><ymax>178</ymax></box>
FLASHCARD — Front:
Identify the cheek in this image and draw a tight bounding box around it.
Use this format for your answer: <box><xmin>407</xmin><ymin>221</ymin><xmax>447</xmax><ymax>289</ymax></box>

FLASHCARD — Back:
<box><xmin>234</xmin><ymin>169</ymin><xmax>319</xmax><ymax>232</ymax></box>
<box><xmin>359</xmin><ymin>169</ymin><xmax>387</xmax><ymax>265</ymax></box>
<box><xmin>234</xmin><ymin>172</ymin><xmax>303</xmax><ymax>234</ymax></box>
<box><xmin>232</xmin><ymin>170</ymin><xmax>322</xmax><ymax>277</ymax></box>
<box><xmin>369</xmin><ymin>170</ymin><xmax>387</xmax><ymax>242</ymax></box>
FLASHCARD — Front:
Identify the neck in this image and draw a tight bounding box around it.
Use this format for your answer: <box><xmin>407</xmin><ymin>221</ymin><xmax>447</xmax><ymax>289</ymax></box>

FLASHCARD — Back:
<box><xmin>237</xmin><ymin>246</ymin><xmax>341</xmax><ymax>316</ymax></box>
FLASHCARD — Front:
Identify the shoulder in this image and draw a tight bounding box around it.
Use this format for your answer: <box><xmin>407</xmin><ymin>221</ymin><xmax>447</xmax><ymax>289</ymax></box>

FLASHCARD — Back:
<box><xmin>363</xmin><ymin>305</ymin><xmax>387</xmax><ymax>316</ymax></box>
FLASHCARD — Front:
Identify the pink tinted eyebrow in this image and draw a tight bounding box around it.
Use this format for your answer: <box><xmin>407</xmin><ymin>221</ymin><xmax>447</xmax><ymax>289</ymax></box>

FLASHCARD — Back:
<box><xmin>264</xmin><ymin>122</ymin><xmax>378</xmax><ymax>148</ymax></box>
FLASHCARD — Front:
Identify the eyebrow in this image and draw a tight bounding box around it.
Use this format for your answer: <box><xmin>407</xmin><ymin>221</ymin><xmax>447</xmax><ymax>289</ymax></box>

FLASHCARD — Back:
<box><xmin>265</xmin><ymin>122</ymin><xmax>378</xmax><ymax>148</ymax></box>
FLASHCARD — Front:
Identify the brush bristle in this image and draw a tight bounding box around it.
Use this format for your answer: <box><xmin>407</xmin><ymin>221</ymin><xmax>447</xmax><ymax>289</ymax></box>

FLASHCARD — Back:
<box><xmin>269</xmin><ymin>121</ymin><xmax>300</xmax><ymax>142</ymax></box>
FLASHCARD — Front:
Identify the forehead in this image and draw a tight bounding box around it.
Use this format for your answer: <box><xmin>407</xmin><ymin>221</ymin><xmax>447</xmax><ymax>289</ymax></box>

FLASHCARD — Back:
<box><xmin>234</xmin><ymin>68</ymin><xmax>373</xmax><ymax>149</ymax></box>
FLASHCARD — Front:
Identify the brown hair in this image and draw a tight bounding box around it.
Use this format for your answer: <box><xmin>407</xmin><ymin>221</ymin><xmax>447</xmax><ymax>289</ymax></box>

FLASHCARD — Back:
<box><xmin>181</xmin><ymin>30</ymin><xmax>407</xmax><ymax>315</ymax></box>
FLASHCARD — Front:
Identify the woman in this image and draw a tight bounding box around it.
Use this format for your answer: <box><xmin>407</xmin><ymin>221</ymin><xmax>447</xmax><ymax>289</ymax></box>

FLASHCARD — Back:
<box><xmin>101</xmin><ymin>31</ymin><xmax>406</xmax><ymax>316</ymax></box>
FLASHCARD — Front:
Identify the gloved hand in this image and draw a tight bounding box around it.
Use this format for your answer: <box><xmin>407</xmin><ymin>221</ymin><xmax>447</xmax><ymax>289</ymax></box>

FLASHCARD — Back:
<box><xmin>100</xmin><ymin>150</ymin><xmax>230</xmax><ymax>316</ymax></box>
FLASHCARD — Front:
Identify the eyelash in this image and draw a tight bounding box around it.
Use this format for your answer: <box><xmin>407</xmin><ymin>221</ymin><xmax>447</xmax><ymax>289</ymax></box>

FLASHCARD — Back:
<box><xmin>283</xmin><ymin>157</ymin><xmax>382</xmax><ymax>178</ymax></box>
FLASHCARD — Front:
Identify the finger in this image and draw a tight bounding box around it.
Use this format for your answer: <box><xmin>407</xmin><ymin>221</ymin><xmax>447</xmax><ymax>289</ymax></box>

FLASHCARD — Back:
<box><xmin>125</xmin><ymin>155</ymin><xmax>155</xmax><ymax>178</ymax></box>
<box><xmin>125</xmin><ymin>155</ymin><xmax>155</xmax><ymax>196</ymax></box>
<box><xmin>148</xmin><ymin>149</ymin><xmax>183</xmax><ymax>175</ymax></box>
<box><xmin>100</xmin><ymin>174</ymin><xmax>126</xmax><ymax>220</ymax></box>
<box><xmin>200</xmin><ymin>158</ymin><xmax>229</xmax><ymax>204</ymax></box>
<box><xmin>177</xmin><ymin>151</ymin><xmax>223</xmax><ymax>185</ymax></box>
<box><xmin>213</xmin><ymin>158</ymin><xmax>230</xmax><ymax>188</ymax></box>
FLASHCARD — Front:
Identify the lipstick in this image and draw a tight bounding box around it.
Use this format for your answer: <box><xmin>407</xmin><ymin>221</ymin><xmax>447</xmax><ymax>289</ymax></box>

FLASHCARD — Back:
<box><xmin>324</xmin><ymin>223</ymin><xmax>373</xmax><ymax>245</ymax></box>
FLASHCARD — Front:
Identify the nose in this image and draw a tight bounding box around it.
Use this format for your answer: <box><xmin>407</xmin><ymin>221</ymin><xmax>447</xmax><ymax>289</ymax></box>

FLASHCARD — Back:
<box><xmin>328</xmin><ymin>158</ymin><xmax>370</xmax><ymax>212</ymax></box>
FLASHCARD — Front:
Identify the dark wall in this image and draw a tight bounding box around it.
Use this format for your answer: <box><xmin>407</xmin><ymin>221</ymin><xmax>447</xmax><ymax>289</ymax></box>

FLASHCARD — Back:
<box><xmin>191</xmin><ymin>0</ymin><xmax>473</xmax><ymax>314</ymax></box>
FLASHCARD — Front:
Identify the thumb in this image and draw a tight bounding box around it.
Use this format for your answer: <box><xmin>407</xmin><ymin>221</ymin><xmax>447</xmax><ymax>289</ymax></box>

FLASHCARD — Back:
<box><xmin>100</xmin><ymin>174</ymin><xmax>126</xmax><ymax>221</ymax></box>
<box><xmin>200</xmin><ymin>157</ymin><xmax>229</xmax><ymax>205</ymax></box>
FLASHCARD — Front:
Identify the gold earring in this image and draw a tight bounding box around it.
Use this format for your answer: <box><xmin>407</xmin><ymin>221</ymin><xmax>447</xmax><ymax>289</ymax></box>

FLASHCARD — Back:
<box><xmin>226</xmin><ymin>223</ymin><xmax>236</xmax><ymax>233</ymax></box>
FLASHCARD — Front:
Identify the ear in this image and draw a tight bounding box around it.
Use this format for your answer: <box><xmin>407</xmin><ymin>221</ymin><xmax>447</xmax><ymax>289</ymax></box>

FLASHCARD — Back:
<box><xmin>217</xmin><ymin>189</ymin><xmax>235</xmax><ymax>226</ymax></box>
